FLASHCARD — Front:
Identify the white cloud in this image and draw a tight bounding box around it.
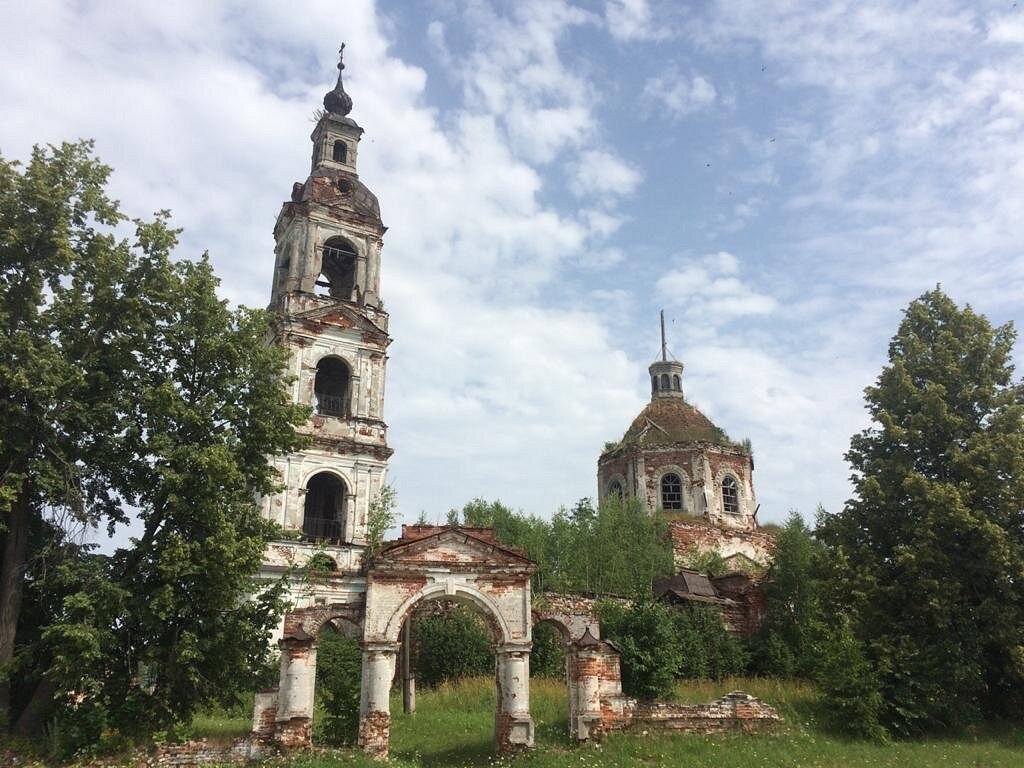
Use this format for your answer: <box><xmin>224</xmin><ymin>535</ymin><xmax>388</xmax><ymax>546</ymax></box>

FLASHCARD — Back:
<box><xmin>437</xmin><ymin>0</ymin><xmax>600</xmax><ymax>164</ymax></box>
<box><xmin>606</xmin><ymin>0</ymin><xmax>670</xmax><ymax>42</ymax></box>
<box><xmin>642</xmin><ymin>67</ymin><xmax>716</xmax><ymax>118</ymax></box>
<box><xmin>988</xmin><ymin>15</ymin><xmax>1024</xmax><ymax>44</ymax></box>
<box><xmin>657</xmin><ymin>252</ymin><xmax>776</xmax><ymax>320</ymax></box>
<box><xmin>570</xmin><ymin>150</ymin><xmax>643</xmax><ymax>198</ymax></box>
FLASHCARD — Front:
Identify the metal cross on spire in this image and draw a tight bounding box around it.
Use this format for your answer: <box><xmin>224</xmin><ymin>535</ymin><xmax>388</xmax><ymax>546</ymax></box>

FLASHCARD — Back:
<box><xmin>323</xmin><ymin>41</ymin><xmax>354</xmax><ymax>116</ymax></box>
<box><xmin>660</xmin><ymin>309</ymin><xmax>667</xmax><ymax>362</ymax></box>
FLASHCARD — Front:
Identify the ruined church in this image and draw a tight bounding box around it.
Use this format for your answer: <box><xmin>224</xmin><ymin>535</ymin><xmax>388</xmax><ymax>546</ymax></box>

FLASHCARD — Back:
<box><xmin>248</xmin><ymin>48</ymin><xmax>778</xmax><ymax>760</ymax></box>
<box><xmin>597</xmin><ymin>317</ymin><xmax>774</xmax><ymax>570</ymax></box>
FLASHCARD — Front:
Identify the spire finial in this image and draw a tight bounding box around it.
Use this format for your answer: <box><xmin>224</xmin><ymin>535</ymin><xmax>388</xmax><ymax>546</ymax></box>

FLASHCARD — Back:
<box><xmin>324</xmin><ymin>42</ymin><xmax>354</xmax><ymax>116</ymax></box>
<box><xmin>660</xmin><ymin>309</ymin><xmax>667</xmax><ymax>362</ymax></box>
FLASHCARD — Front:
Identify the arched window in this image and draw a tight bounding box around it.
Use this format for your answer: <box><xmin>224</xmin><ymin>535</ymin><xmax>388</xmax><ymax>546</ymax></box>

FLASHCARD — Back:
<box><xmin>651</xmin><ymin>376</ymin><xmax>658</xmax><ymax>395</ymax></box>
<box><xmin>303</xmin><ymin>472</ymin><xmax>348</xmax><ymax>543</ymax></box>
<box><xmin>660</xmin><ymin>472</ymin><xmax>683</xmax><ymax>510</ymax></box>
<box><xmin>314</xmin><ymin>357</ymin><xmax>350</xmax><ymax>417</ymax></box>
<box><xmin>672</xmin><ymin>374</ymin><xmax>681</xmax><ymax>391</ymax></box>
<box><xmin>722</xmin><ymin>476</ymin><xmax>740</xmax><ymax>515</ymax></box>
<box><xmin>317</xmin><ymin>236</ymin><xmax>357</xmax><ymax>300</ymax></box>
<box><xmin>660</xmin><ymin>373</ymin><xmax>670</xmax><ymax>391</ymax></box>
<box><xmin>608</xmin><ymin>479</ymin><xmax>624</xmax><ymax>500</ymax></box>
<box><xmin>332</xmin><ymin>140</ymin><xmax>347</xmax><ymax>163</ymax></box>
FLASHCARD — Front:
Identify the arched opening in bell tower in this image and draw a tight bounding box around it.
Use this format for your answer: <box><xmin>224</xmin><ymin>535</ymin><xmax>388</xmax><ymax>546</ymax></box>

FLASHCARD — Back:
<box><xmin>314</xmin><ymin>356</ymin><xmax>351</xmax><ymax>417</ymax></box>
<box><xmin>302</xmin><ymin>472</ymin><xmax>348</xmax><ymax>543</ymax></box>
<box><xmin>317</xmin><ymin>237</ymin><xmax>358</xmax><ymax>300</ymax></box>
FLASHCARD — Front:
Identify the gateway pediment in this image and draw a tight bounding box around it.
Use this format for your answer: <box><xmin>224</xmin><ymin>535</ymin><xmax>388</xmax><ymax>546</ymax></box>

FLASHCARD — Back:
<box><xmin>373</xmin><ymin>526</ymin><xmax>534</xmax><ymax>571</ymax></box>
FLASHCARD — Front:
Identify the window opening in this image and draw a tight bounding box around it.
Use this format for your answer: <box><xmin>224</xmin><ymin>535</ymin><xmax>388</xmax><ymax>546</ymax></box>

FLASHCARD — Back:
<box><xmin>332</xmin><ymin>140</ymin><xmax>347</xmax><ymax>163</ymax></box>
<box><xmin>673</xmin><ymin>374</ymin><xmax>681</xmax><ymax>391</ymax></box>
<box><xmin>316</xmin><ymin>237</ymin><xmax>357</xmax><ymax>299</ymax></box>
<box><xmin>608</xmin><ymin>479</ymin><xmax>624</xmax><ymax>500</ymax></box>
<box><xmin>660</xmin><ymin>472</ymin><xmax>683</xmax><ymax>510</ymax></box>
<box><xmin>315</xmin><ymin>357</ymin><xmax>350</xmax><ymax>417</ymax></box>
<box><xmin>303</xmin><ymin>472</ymin><xmax>347</xmax><ymax>543</ymax></box>
<box><xmin>722</xmin><ymin>476</ymin><xmax>740</xmax><ymax>515</ymax></box>
<box><xmin>660</xmin><ymin>373</ymin><xmax>670</xmax><ymax>391</ymax></box>
<box><xmin>651</xmin><ymin>376</ymin><xmax>658</xmax><ymax>395</ymax></box>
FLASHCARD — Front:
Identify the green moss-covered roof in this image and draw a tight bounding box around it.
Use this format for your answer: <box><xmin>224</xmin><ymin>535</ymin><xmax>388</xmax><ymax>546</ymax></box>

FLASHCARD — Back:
<box><xmin>609</xmin><ymin>397</ymin><xmax>738</xmax><ymax>452</ymax></box>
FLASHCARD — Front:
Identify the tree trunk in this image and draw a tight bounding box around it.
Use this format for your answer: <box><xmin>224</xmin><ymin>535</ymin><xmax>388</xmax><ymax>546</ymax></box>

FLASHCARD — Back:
<box><xmin>13</xmin><ymin>678</ymin><xmax>54</xmax><ymax>737</ymax></box>
<box><xmin>0</xmin><ymin>483</ymin><xmax>30</xmax><ymax>728</ymax></box>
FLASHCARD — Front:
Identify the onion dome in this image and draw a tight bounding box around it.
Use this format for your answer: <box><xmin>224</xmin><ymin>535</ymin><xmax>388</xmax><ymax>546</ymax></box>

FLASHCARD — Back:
<box><xmin>324</xmin><ymin>43</ymin><xmax>354</xmax><ymax>116</ymax></box>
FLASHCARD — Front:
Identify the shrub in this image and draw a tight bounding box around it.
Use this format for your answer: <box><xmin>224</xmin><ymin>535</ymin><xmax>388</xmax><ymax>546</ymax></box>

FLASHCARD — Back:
<box><xmin>597</xmin><ymin>597</ymin><xmax>681</xmax><ymax>700</ymax></box>
<box><xmin>814</xmin><ymin>619</ymin><xmax>887</xmax><ymax>741</ymax></box>
<box><xmin>673</xmin><ymin>604</ymin><xmax>749</xmax><ymax>680</ymax></box>
<box><xmin>314</xmin><ymin>629</ymin><xmax>362</xmax><ymax>745</ymax></box>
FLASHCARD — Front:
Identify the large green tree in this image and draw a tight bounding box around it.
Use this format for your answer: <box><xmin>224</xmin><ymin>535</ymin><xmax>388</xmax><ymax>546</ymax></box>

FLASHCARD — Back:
<box><xmin>818</xmin><ymin>288</ymin><xmax>1024</xmax><ymax>735</ymax></box>
<box><xmin>0</xmin><ymin>142</ymin><xmax>306</xmax><ymax>747</ymax></box>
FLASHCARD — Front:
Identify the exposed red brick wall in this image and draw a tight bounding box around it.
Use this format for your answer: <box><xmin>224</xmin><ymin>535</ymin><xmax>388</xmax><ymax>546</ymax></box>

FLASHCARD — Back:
<box><xmin>357</xmin><ymin>710</ymin><xmax>391</xmax><ymax>758</ymax></box>
<box><xmin>632</xmin><ymin>691</ymin><xmax>781</xmax><ymax>734</ymax></box>
<box><xmin>669</xmin><ymin>520</ymin><xmax>775</xmax><ymax>562</ymax></box>
<box><xmin>152</xmin><ymin>740</ymin><xmax>261</xmax><ymax>766</ymax></box>
<box><xmin>276</xmin><ymin>717</ymin><xmax>312</xmax><ymax>749</ymax></box>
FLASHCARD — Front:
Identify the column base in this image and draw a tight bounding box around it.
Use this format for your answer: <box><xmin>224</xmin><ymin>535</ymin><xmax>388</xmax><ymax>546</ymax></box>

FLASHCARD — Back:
<box><xmin>275</xmin><ymin>716</ymin><xmax>312</xmax><ymax>749</ymax></box>
<box><xmin>495</xmin><ymin>712</ymin><xmax>534</xmax><ymax>752</ymax></box>
<box><xmin>358</xmin><ymin>710</ymin><xmax>391</xmax><ymax>760</ymax></box>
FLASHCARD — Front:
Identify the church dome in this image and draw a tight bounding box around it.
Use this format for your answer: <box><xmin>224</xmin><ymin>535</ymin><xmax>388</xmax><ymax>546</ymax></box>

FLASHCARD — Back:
<box><xmin>615</xmin><ymin>397</ymin><xmax>735</xmax><ymax>450</ymax></box>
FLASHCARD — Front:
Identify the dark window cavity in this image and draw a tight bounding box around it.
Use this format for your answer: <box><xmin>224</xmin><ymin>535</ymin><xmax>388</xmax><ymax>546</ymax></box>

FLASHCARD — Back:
<box><xmin>315</xmin><ymin>356</ymin><xmax>350</xmax><ymax>417</ymax></box>
<box><xmin>673</xmin><ymin>374</ymin><xmax>681</xmax><ymax>391</ymax></box>
<box><xmin>303</xmin><ymin>472</ymin><xmax>348</xmax><ymax>543</ymax></box>
<box><xmin>660</xmin><ymin>373</ymin><xmax>670</xmax><ymax>391</ymax></box>
<box><xmin>332</xmin><ymin>140</ymin><xmax>348</xmax><ymax>163</ymax></box>
<box><xmin>608</xmin><ymin>479</ymin><xmax>624</xmax><ymax>500</ymax></box>
<box><xmin>660</xmin><ymin>472</ymin><xmax>683</xmax><ymax>510</ymax></box>
<box><xmin>722</xmin><ymin>476</ymin><xmax>740</xmax><ymax>514</ymax></box>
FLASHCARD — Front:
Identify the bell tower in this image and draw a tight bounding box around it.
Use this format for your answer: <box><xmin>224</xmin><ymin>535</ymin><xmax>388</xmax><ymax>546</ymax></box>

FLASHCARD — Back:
<box><xmin>262</xmin><ymin>45</ymin><xmax>392</xmax><ymax>575</ymax></box>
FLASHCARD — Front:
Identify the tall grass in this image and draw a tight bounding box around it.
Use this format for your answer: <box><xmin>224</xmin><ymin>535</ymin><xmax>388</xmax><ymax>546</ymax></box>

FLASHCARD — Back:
<box><xmin>192</xmin><ymin>677</ymin><xmax>1024</xmax><ymax>767</ymax></box>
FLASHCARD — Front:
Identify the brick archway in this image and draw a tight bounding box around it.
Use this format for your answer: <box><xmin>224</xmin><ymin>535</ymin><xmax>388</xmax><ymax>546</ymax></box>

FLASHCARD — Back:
<box><xmin>257</xmin><ymin>529</ymin><xmax>635</xmax><ymax>758</ymax></box>
<box><xmin>261</xmin><ymin>526</ymin><xmax>537</xmax><ymax>759</ymax></box>
<box><xmin>359</xmin><ymin>526</ymin><xmax>536</xmax><ymax>758</ymax></box>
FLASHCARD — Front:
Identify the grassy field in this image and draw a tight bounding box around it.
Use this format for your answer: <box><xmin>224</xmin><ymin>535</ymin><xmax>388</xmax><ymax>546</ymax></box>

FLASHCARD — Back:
<box><xmin>193</xmin><ymin>677</ymin><xmax>1024</xmax><ymax>767</ymax></box>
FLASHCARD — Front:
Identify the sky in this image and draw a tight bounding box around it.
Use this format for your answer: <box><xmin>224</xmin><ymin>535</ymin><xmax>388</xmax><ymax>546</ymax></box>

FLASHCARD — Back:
<box><xmin>2</xmin><ymin>0</ymin><xmax>1023</xmax><ymax>531</ymax></box>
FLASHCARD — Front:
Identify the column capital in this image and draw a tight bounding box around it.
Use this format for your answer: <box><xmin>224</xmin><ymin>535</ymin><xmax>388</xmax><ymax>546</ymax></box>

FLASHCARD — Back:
<box><xmin>496</xmin><ymin>641</ymin><xmax>533</xmax><ymax>656</ymax></box>
<box><xmin>362</xmin><ymin>640</ymin><xmax>400</xmax><ymax>654</ymax></box>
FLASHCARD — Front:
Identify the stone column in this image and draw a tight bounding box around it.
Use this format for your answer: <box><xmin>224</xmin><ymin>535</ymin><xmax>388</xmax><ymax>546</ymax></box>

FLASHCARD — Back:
<box><xmin>355</xmin><ymin>254</ymin><xmax>368</xmax><ymax>301</ymax></box>
<box><xmin>565</xmin><ymin>648</ymin><xmax>582</xmax><ymax>740</ymax></box>
<box><xmin>573</xmin><ymin>646</ymin><xmax>603</xmax><ymax>740</ymax></box>
<box><xmin>494</xmin><ymin>643</ymin><xmax>534</xmax><ymax>752</ymax></box>
<box><xmin>275</xmin><ymin>636</ymin><xmax>317</xmax><ymax>748</ymax></box>
<box><xmin>358</xmin><ymin>642</ymin><xmax>398</xmax><ymax>759</ymax></box>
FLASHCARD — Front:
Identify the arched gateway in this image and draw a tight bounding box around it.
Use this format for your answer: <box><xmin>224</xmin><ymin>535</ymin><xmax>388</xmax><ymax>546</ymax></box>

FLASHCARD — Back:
<box><xmin>360</xmin><ymin>527</ymin><xmax>535</xmax><ymax>756</ymax></box>
<box><xmin>256</xmin><ymin>526</ymin><xmax>630</xmax><ymax>759</ymax></box>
